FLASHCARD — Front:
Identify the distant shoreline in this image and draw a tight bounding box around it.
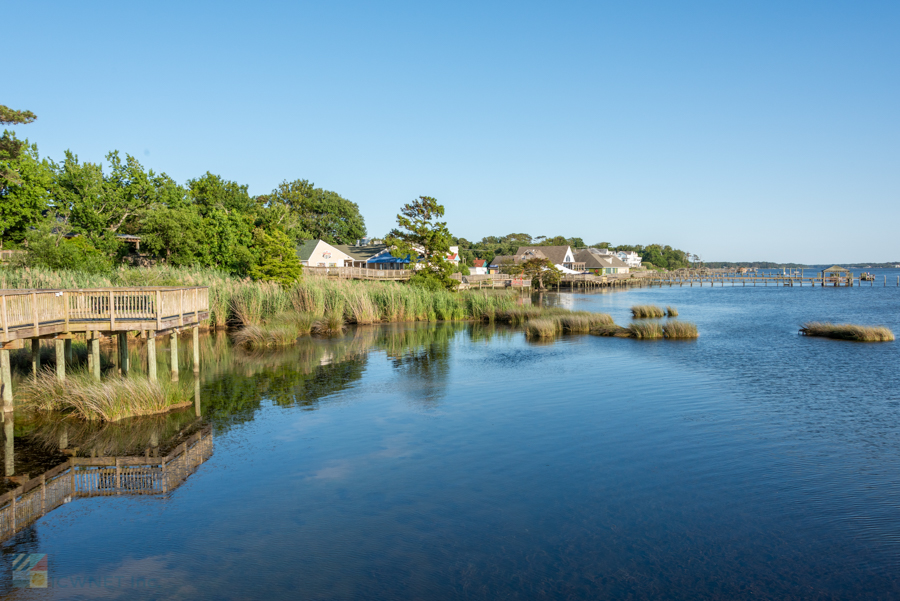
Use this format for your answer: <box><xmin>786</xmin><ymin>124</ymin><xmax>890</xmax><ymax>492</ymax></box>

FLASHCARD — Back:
<box><xmin>704</xmin><ymin>262</ymin><xmax>900</xmax><ymax>269</ymax></box>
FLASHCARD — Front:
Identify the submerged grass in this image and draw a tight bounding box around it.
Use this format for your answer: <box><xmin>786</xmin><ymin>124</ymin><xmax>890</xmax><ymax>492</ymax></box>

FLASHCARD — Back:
<box><xmin>631</xmin><ymin>305</ymin><xmax>666</xmax><ymax>319</ymax></box>
<box><xmin>799</xmin><ymin>322</ymin><xmax>894</xmax><ymax>342</ymax></box>
<box><xmin>17</xmin><ymin>370</ymin><xmax>190</xmax><ymax>422</ymax></box>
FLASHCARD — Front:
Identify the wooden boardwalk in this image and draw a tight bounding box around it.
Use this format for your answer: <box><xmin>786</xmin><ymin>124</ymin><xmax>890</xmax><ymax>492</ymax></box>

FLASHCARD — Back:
<box><xmin>304</xmin><ymin>266</ymin><xmax>412</xmax><ymax>280</ymax></box>
<box><xmin>0</xmin><ymin>425</ymin><xmax>213</xmax><ymax>543</ymax></box>
<box><xmin>0</xmin><ymin>287</ymin><xmax>210</xmax><ymax>410</ymax></box>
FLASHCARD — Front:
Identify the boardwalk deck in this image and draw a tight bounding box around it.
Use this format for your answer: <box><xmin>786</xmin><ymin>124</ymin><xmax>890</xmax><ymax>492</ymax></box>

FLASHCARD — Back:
<box><xmin>0</xmin><ymin>287</ymin><xmax>209</xmax><ymax>344</ymax></box>
<box><xmin>0</xmin><ymin>425</ymin><xmax>213</xmax><ymax>543</ymax></box>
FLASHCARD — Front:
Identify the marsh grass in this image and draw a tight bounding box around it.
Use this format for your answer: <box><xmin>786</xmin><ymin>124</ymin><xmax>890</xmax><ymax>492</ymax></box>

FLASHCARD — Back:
<box><xmin>662</xmin><ymin>321</ymin><xmax>698</xmax><ymax>339</ymax></box>
<box><xmin>631</xmin><ymin>305</ymin><xmax>666</xmax><ymax>319</ymax></box>
<box><xmin>590</xmin><ymin>324</ymin><xmax>632</xmax><ymax>337</ymax></box>
<box><xmin>799</xmin><ymin>322</ymin><xmax>894</xmax><ymax>342</ymax></box>
<box><xmin>627</xmin><ymin>322</ymin><xmax>665</xmax><ymax>339</ymax></box>
<box><xmin>524</xmin><ymin>318</ymin><xmax>561</xmax><ymax>338</ymax></box>
<box><xmin>17</xmin><ymin>370</ymin><xmax>191</xmax><ymax>422</ymax></box>
<box><xmin>313</xmin><ymin>311</ymin><xmax>346</xmax><ymax>336</ymax></box>
<box><xmin>666</xmin><ymin>306</ymin><xmax>679</xmax><ymax>317</ymax></box>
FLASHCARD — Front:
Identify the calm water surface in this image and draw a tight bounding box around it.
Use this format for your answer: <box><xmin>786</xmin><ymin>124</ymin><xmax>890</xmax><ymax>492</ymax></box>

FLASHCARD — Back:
<box><xmin>3</xmin><ymin>276</ymin><xmax>900</xmax><ymax>600</ymax></box>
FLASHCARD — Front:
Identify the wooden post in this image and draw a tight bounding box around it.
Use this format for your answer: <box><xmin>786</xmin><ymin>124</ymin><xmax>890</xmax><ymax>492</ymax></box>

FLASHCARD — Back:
<box><xmin>195</xmin><ymin>375</ymin><xmax>201</xmax><ymax>417</ymax></box>
<box><xmin>109</xmin><ymin>290</ymin><xmax>115</xmax><ymax>330</ymax></box>
<box><xmin>31</xmin><ymin>339</ymin><xmax>40</xmax><ymax>380</ymax></box>
<box><xmin>148</xmin><ymin>331</ymin><xmax>157</xmax><ymax>383</ymax></box>
<box><xmin>1</xmin><ymin>295</ymin><xmax>8</xmax><ymax>338</ymax></box>
<box><xmin>64</xmin><ymin>338</ymin><xmax>73</xmax><ymax>367</ymax></box>
<box><xmin>0</xmin><ymin>349</ymin><xmax>13</xmax><ymax>411</ymax></box>
<box><xmin>91</xmin><ymin>335</ymin><xmax>101</xmax><ymax>380</ymax></box>
<box><xmin>32</xmin><ymin>292</ymin><xmax>39</xmax><ymax>338</ymax></box>
<box><xmin>4</xmin><ymin>412</ymin><xmax>13</xmax><ymax>477</ymax></box>
<box><xmin>118</xmin><ymin>332</ymin><xmax>129</xmax><ymax>376</ymax></box>
<box><xmin>170</xmin><ymin>331</ymin><xmax>179</xmax><ymax>382</ymax></box>
<box><xmin>156</xmin><ymin>290</ymin><xmax>162</xmax><ymax>330</ymax></box>
<box><xmin>192</xmin><ymin>325</ymin><xmax>200</xmax><ymax>374</ymax></box>
<box><xmin>55</xmin><ymin>340</ymin><xmax>65</xmax><ymax>382</ymax></box>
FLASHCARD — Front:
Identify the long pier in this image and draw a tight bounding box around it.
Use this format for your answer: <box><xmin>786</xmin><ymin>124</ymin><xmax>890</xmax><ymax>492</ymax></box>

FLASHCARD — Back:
<box><xmin>0</xmin><ymin>287</ymin><xmax>210</xmax><ymax>411</ymax></box>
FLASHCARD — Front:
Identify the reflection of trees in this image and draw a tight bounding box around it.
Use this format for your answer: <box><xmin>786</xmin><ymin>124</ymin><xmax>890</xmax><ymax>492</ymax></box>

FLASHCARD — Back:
<box><xmin>381</xmin><ymin>323</ymin><xmax>464</xmax><ymax>407</ymax></box>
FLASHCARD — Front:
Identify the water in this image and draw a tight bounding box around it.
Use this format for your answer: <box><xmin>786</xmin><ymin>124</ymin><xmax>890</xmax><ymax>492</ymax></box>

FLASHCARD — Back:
<box><xmin>2</xmin><ymin>279</ymin><xmax>900</xmax><ymax>599</ymax></box>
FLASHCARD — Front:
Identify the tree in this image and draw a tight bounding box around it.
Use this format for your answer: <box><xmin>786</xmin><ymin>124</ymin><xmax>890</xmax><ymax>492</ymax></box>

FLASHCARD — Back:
<box><xmin>268</xmin><ymin>179</ymin><xmax>366</xmax><ymax>244</ymax></box>
<box><xmin>520</xmin><ymin>257</ymin><xmax>561</xmax><ymax>290</ymax></box>
<box><xmin>0</xmin><ymin>140</ymin><xmax>54</xmax><ymax>246</ymax></box>
<box><xmin>0</xmin><ymin>104</ymin><xmax>39</xmax><ymax>196</ymax></box>
<box><xmin>139</xmin><ymin>206</ymin><xmax>208</xmax><ymax>265</ymax></box>
<box><xmin>248</xmin><ymin>227</ymin><xmax>302</xmax><ymax>286</ymax></box>
<box><xmin>384</xmin><ymin>196</ymin><xmax>456</xmax><ymax>290</ymax></box>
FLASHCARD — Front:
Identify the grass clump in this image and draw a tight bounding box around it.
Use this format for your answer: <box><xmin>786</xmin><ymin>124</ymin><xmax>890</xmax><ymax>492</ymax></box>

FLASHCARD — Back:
<box><xmin>17</xmin><ymin>370</ymin><xmax>190</xmax><ymax>422</ymax></box>
<box><xmin>312</xmin><ymin>310</ymin><xmax>346</xmax><ymax>336</ymax></box>
<box><xmin>558</xmin><ymin>312</ymin><xmax>614</xmax><ymax>333</ymax></box>
<box><xmin>666</xmin><ymin>306</ymin><xmax>679</xmax><ymax>317</ymax></box>
<box><xmin>590</xmin><ymin>324</ymin><xmax>631</xmax><ymax>337</ymax></box>
<box><xmin>662</xmin><ymin>321</ymin><xmax>698</xmax><ymax>339</ymax></box>
<box><xmin>232</xmin><ymin>312</ymin><xmax>314</xmax><ymax>348</ymax></box>
<box><xmin>627</xmin><ymin>322</ymin><xmax>664</xmax><ymax>339</ymax></box>
<box><xmin>799</xmin><ymin>322</ymin><xmax>894</xmax><ymax>342</ymax></box>
<box><xmin>631</xmin><ymin>305</ymin><xmax>665</xmax><ymax>319</ymax></box>
<box><xmin>524</xmin><ymin>318</ymin><xmax>561</xmax><ymax>339</ymax></box>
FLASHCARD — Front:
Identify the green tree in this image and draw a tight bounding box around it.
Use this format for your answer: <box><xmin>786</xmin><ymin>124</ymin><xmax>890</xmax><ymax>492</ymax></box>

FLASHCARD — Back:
<box><xmin>187</xmin><ymin>173</ymin><xmax>257</xmax><ymax>272</ymax></box>
<box><xmin>521</xmin><ymin>257</ymin><xmax>561</xmax><ymax>290</ymax></box>
<box><xmin>384</xmin><ymin>196</ymin><xmax>456</xmax><ymax>290</ymax></box>
<box><xmin>268</xmin><ymin>179</ymin><xmax>366</xmax><ymax>244</ymax></box>
<box><xmin>139</xmin><ymin>206</ymin><xmax>208</xmax><ymax>265</ymax></box>
<box><xmin>18</xmin><ymin>218</ymin><xmax>111</xmax><ymax>273</ymax></box>
<box><xmin>248</xmin><ymin>227</ymin><xmax>302</xmax><ymax>286</ymax></box>
<box><xmin>0</xmin><ymin>140</ymin><xmax>54</xmax><ymax>246</ymax></box>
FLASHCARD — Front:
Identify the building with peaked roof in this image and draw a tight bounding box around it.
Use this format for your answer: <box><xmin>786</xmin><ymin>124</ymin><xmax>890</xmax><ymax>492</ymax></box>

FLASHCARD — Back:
<box><xmin>334</xmin><ymin>243</ymin><xmax>412</xmax><ymax>270</ymax></box>
<box><xmin>616</xmin><ymin>250</ymin><xmax>642</xmax><ymax>268</ymax></box>
<box><xmin>471</xmin><ymin>259</ymin><xmax>487</xmax><ymax>275</ymax></box>
<box><xmin>515</xmin><ymin>246</ymin><xmax>575</xmax><ymax>267</ymax></box>
<box><xmin>574</xmin><ymin>249</ymin><xmax>630</xmax><ymax>274</ymax></box>
<box><xmin>297</xmin><ymin>240</ymin><xmax>353</xmax><ymax>267</ymax></box>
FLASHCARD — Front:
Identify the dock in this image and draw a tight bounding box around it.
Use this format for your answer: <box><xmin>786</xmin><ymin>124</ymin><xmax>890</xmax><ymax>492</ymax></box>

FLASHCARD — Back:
<box><xmin>0</xmin><ymin>287</ymin><xmax>210</xmax><ymax>411</ymax></box>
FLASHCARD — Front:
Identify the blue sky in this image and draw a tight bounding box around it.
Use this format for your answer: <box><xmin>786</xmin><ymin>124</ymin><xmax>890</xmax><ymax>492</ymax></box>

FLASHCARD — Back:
<box><xmin>6</xmin><ymin>1</ymin><xmax>899</xmax><ymax>263</ymax></box>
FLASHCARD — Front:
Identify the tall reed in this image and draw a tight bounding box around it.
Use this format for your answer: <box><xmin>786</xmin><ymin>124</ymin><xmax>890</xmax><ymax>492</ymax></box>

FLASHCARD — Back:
<box><xmin>662</xmin><ymin>321</ymin><xmax>698</xmax><ymax>339</ymax></box>
<box><xmin>17</xmin><ymin>370</ymin><xmax>190</xmax><ymax>422</ymax></box>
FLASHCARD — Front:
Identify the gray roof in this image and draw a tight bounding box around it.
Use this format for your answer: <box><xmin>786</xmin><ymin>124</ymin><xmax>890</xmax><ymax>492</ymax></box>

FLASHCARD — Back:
<box><xmin>574</xmin><ymin>249</ymin><xmax>629</xmax><ymax>269</ymax></box>
<box><xmin>822</xmin><ymin>265</ymin><xmax>850</xmax><ymax>273</ymax></box>
<box><xmin>296</xmin><ymin>240</ymin><xmax>319</xmax><ymax>262</ymax></box>
<box><xmin>515</xmin><ymin>246</ymin><xmax>570</xmax><ymax>265</ymax></box>
<box><xmin>334</xmin><ymin>244</ymin><xmax>390</xmax><ymax>262</ymax></box>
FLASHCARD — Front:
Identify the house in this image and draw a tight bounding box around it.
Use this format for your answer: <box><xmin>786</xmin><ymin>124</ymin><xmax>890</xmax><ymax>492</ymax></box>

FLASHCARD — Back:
<box><xmin>514</xmin><ymin>246</ymin><xmax>584</xmax><ymax>271</ymax></box>
<box><xmin>616</xmin><ymin>251</ymin><xmax>642</xmax><ymax>268</ymax></box>
<box><xmin>487</xmin><ymin>254</ymin><xmax>522</xmax><ymax>274</ymax></box>
<box><xmin>296</xmin><ymin>240</ymin><xmax>353</xmax><ymax>267</ymax></box>
<box><xmin>447</xmin><ymin>246</ymin><xmax>460</xmax><ymax>266</ymax></box>
<box><xmin>335</xmin><ymin>243</ymin><xmax>412</xmax><ymax>270</ymax></box>
<box><xmin>471</xmin><ymin>259</ymin><xmax>487</xmax><ymax>275</ymax></box>
<box><xmin>574</xmin><ymin>248</ymin><xmax>630</xmax><ymax>275</ymax></box>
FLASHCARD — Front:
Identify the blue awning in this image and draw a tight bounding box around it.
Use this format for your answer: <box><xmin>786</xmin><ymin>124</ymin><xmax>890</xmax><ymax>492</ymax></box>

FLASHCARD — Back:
<box><xmin>368</xmin><ymin>254</ymin><xmax>412</xmax><ymax>264</ymax></box>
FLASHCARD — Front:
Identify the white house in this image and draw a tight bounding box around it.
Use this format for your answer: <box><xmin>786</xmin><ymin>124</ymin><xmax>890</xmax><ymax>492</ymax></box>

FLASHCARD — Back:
<box><xmin>616</xmin><ymin>251</ymin><xmax>642</xmax><ymax>268</ymax></box>
<box><xmin>296</xmin><ymin>240</ymin><xmax>353</xmax><ymax>267</ymax></box>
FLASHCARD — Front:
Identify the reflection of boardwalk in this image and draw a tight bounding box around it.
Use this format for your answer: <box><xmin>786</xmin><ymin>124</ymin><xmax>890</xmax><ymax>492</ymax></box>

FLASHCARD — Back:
<box><xmin>0</xmin><ymin>426</ymin><xmax>213</xmax><ymax>542</ymax></box>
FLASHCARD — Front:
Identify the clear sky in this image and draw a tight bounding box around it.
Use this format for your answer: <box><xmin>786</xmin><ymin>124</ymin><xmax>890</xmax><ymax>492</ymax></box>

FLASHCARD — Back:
<box><xmin>6</xmin><ymin>1</ymin><xmax>899</xmax><ymax>263</ymax></box>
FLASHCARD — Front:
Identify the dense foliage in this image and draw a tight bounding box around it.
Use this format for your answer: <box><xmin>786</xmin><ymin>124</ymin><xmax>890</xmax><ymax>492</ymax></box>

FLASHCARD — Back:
<box><xmin>0</xmin><ymin>131</ymin><xmax>365</xmax><ymax>285</ymax></box>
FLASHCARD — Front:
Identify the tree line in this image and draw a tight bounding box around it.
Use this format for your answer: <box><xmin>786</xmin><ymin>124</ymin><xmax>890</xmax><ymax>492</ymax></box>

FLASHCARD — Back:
<box><xmin>1</xmin><ymin>106</ymin><xmax>365</xmax><ymax>284</ymax></box>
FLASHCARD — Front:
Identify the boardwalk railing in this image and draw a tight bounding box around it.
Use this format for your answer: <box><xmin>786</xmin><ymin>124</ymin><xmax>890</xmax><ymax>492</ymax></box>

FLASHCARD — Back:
<box><xmin>0</xmin><ymin>287</ymin><xmax>209</xmax><ymax>343</ymax></box>
<box><xmin>304</xmin><ymin>266</ymin><xmax>413</xmax><ymax>280</ymax></box>
<box><xmin>0</xmin><ymin>426</ymin><xmax>213</xmax><ymax>542</ymax></box>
